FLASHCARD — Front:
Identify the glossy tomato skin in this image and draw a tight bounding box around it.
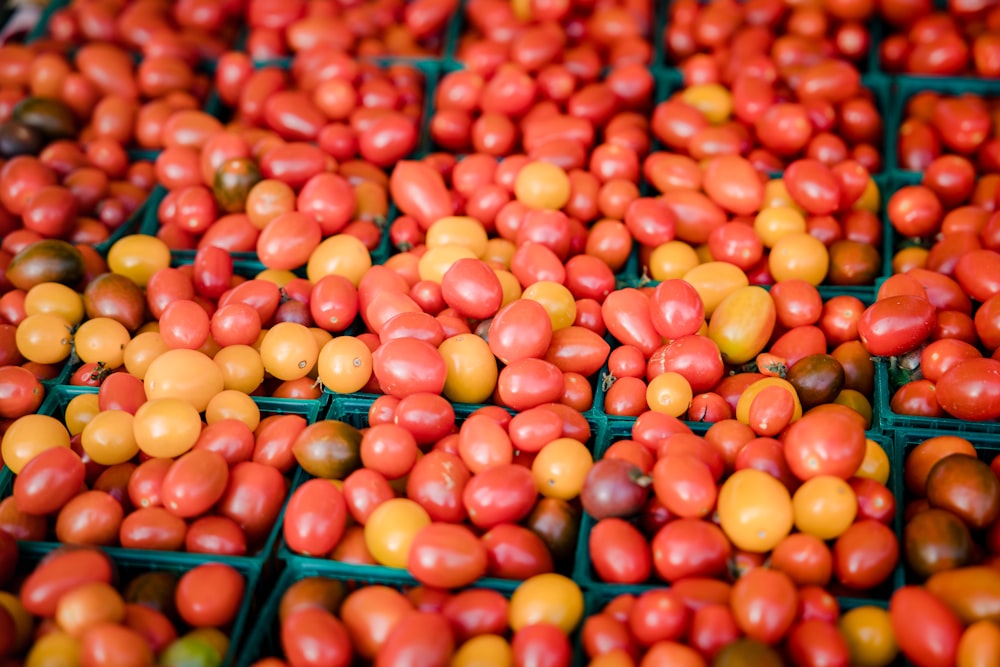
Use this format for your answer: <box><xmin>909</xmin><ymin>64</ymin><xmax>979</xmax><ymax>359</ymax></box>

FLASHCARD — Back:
<box><xmin>480</xmin><ymin>523</ymin><xmax>555</xmax><ymax>580</ymax></box>
<box><xmin>284</xmin><ymin>478</ymin><xmax>348</xmax><ymax>557</ymax></box>
<box><xmin>589</xmin><ymin>518</ymin><xmax>652</xmax><ymax>584</ymax></box>
<box><xmin>891</xmin><ymin>586</ymin><xmax>962</xmax><ymax>667</ymax></box>
<box><xmin>19</xmin><ymin>547</ymin><xmax>114</xmax><ymax>616</ymax></box>
<box><xmin>13</xmin><ymin>446</ymin><xmax>85</xmax><ymax>515</ymax></box>
<box><xmin>282</xmin><ymin>608</ymin><xmax>353</xmax><ymax>667</ymax></box>
<box><xmin>374</xmin><ymin>611</ymin><xmax>455</xmax><ymax>667</ymax></box>
<box><xmin>407</xmin><ymin>523</ymin><xmax>488</xmax><ymax>589</ymax></box>
<box><xmin>935</xmin><ymin>358</ymin><xmax>1000</xmax><ymax>421</ymax></box>
<box><xmin>858</xmin><ymin>295</ymin><xmax>937</xmax><ymax>357</ymax></box>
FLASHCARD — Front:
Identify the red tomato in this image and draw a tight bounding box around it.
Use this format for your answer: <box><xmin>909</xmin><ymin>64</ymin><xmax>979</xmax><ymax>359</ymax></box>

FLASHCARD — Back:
<box><xmin>651</xmin><ymin>518</ymin><xmax>732</xmax><ymax>582</ymax></box>
<box><xmin>890</xmin><ymin>586</ymin><xmax>962</xmax><ymax>667</ymax></box>
<box><xmin>407</xmin><ymin>523</ymin><xmax>488</xmax><ymax>589</ymax></box>
<box><xmin>652</xmin><ymin>455</ymin><xmax>717</xmax><ymax>518</ymax></box>
<box><xmin>375</xmin><ymin>611</ymin><xmax>455</xmax><ymax>667</ymax></box>
<box><xmin>442</xmin><ymin>588</ymin><xmax>509</xmax><ymax>643</ymax></box>
<box><xmin>627</xmin><ymin>589</ymin><xmax>689</xmax><ymax>647</ymax></box>
<box><xmin>281</xmin><ymin>608</ymin><xmax>353</xmax><ymax>667</ymax></box>
<box><xmin>488</xmin><ymin>299</ymin><xmax>553</xmax><ymax>364</ymax></box>
<box><xmin>462</xmin><ymin>463</ymin><xmax>537</xmax><ymax>529</ymax></box>
<box><xmin>19</xmin><ymin>546</ymin><xmax>113</xmax><ymax>616</ymax></box>
<box><xmin>782</xmin><ymin>411</ymin><xmax>866</xmax><ymax>481</ymax></box>
<box><xmin>833</xmin><ymin>520</ymin><xmax>899</xmax><ymax>591</ymax></box>
<box><xmin>284</xmin><ymin>478</ymin><xmax>348</xmax><ymax>557</ymax></box>
<box><xmin>176</xmin><ymin>563</ymin><xmax>244</xmax><ymax>627</ymax></box>
<box><xmin>480</xmin><ymin>523</ymin><xmax>555</xmax><ymax>580</ymax></box>
<box><xmin>160</xmin><ymin>449</ymin><xmax>229</xmax><ymax>518</ymax></box>
<box><xmin>372</xmin><ymin>338</ymin><xmax>447</xmax><ymax>398</ymax></box>
<box><xmin>13</xmin><ymin>446</ymin><xmax>85</xmax><ymax>515</ymax></box>
<box><xmin>589</xmin><ymin>518</ymin><xmax>652</xmax><ymax>584</ymax></box>
<box><xmin>935</xmin><ymin>358</ymin><xmax>1000</xmax><ymax>421</ymax></box>
<box><xmin>729</xmin><ymin>568</ymin><xmax>798</xmax><ymax>645</ymax></box>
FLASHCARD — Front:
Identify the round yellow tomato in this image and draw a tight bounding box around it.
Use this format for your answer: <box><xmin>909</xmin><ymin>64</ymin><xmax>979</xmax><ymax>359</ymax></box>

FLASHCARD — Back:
<box><xmin>768</xmin><ymin>232</ymin><xmax>829</xmax><ymax>285</ymax></box>
<box><xmin>24</xmin><ymin>282</ymin><xmax>84</xmax><ymax>326</ymax></box>
<box><xmin>854</xmin><ymin>438</ymin><xmax>891</xmax><ymax>485</ymax></box>
<box><xmin>123</xmin><ymin>331</ymin><xmax>170</xmax><ymax>380</ymax></box>
<box><xmin>648</xmin><ymin>241</ymin><xmax>700</xmax><ymax>282</ymax></box>
<box><xmin>514</xmin><ymin>161</ymin><xmax>571</xmax><ymax>210</ymax></box>
<box><xmin>74</xmin><ymin>317</ymin><xmax>131</xmax><ymax>368</ymax></box>
<box><xmin>306</xmin><ymin>234</ymin><xmax>372</xmax><ymax>286</ymax></box>
<box><xmin>418</xmin><ymin>244</ymin><xmax>478</xmax><ymax>283</ymax></box>
<box><xmin>509</xmin><ymin>574</ymin><xmax>583</xmax><ymax>634</ymax></box>
<box><xmin>680</xmin><ymin>83</ymin><xmax>732</xmax><ymax>124</ymax></box>
<box><xmin>646</xmin><ymin>372</ymin><xmax>693</xmax><ymax>418</ymax></box>
<box><xmin>451</xmin><ymin>634</ymin><xmax>512</xmax><ymax>667</ymax></box>
<box><xmin>213</xmin><ymin>344</ymin><xmax>265</xmax><ymax>394</ymax></box>
<box><xmin>107</xmin><ymin>234</ymin><xmax>171</xmax><ymax>287</ymax></box>
<box><xmin>81</xmin><ymin>410</ymin><xmax>138</xmax><ymax>466</ymax></box>
<box><xmin>15</xmin><ymin>313</ymin><xmax>73</xmax><ymax>364</ymax></box>
<box><xmin>426</xmin><ymin>216</ymin><xmax>489</xmax><ymax>257</ymax></box>
<box><xmin>1</xmin><ymin>414</ymin><xmax>71</xmax><ymax>473</ymax></box>
<box><xmin>838</xmin><ymin>606</ymin><xmax>899</xmax><ymax>667</ymax></box>
<box><xmin>792</xmin><ymin>475</ymin><xmax>858</xmax><ymax>540</ymax></box>
<box><xmin>65</xmin><ymin>393</ymin><xmax>101</xmax><ymax>436</ymax></box>
<box><xmin>317</xmin><ymin>336</ymin><xmax>373</xmax><ymax>394</ymax></box>
<box><xmin>531</xmin><ymin>438</ymin><xmax>593</xmax><ymax>500</ymax></box>
<box><xmin>364</xmin><ymin>498</ymin><xmax>431</xmax><ymax>569</ymax></box>
<box><xmin>753</xmin><ymin>206</ymin><xmax>807</xmax><ymax>248</ymax></box>
<box><xmin>522</xmin><ymin>282</ymin><xmax>576</xmax><ymax>330</ymax></box>
<box><xmin>205</xmin><ymin>390</ymin><xmax>261</xmax><ymax>430</ymax></box>
<box><xmin>144</xmin><ymin>348</ymin><xmax>225</xmax><ymax>412</ymax></box>
<box><xmin>259</xmin><ymin>322</ymin><xmax>319</xmax><ymax>381</ymax></box>
<box><xmin>133</xmin><ymin>398</ymin><xmax>202</xmax><ymax>458</ymax></box>
<box><xmin>717</xmin><ymin>469</ymin><xmax>793</xmax><ymax>553</ymax></box>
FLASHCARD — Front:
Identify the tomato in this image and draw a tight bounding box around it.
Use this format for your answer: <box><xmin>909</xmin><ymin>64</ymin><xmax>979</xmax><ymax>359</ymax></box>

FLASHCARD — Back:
<box><xmin>462</xmin><ymin>462</ymin><xmax>536</xmax><ymax>529</ymax></box>
<box><xmin>20</xmin><ymin>546</ymin><xmax>113</xmax><ymax>617</ymax></box>
<box><xmin>786</xmin><ymin>619</ymin><xmax>852</xmax><ymax>667</ymax></box>
<box><xmin>216</xmin><ymin>461</ymin><xmax>287</xmax><ymax>547</ymax></box>
<box><xmin>602</xmin><ymin>288</ymin><xmax>661</xmax><ymax>357</ymax></box>
<box><xmin>489</xmin><ymin>299</ymin><xmax>553</xmax><ymax>364</ymax></box>
<box><xmin>627</xmin><ymin>589</ymin><xmax>689</xmax><ymax>648</ymax></box>
<box><xmin>407</xmin><ymin>523</ymin><xmax>488</xmax><ymax>589</ymax></box>
<box><xmin>891</xmin><ymin>586</ymin><xmax>962</xmax><ymax>667</ymax></box>
<box><xmin>936</xmin><ymin>358</ymin><xmax>1000</xmax><ymax>421</ymax></box>
<box><xmin>13</xmin><ymin>445</ymin><xmax>84</xmax><ymax>515</ymax></box>
<box><xmin>651</xmin><ymin>518</ymin><xmax>731</xmax><ymax>583</ymax></box>
<box><xmin>730</xmin><ymin>568</ymin><xmax>798</xmax><ymax>645</ymax></box>
<box><xmin>481</xmin><ymin>523</ymin><xmax>555</xmax><ymax>580</ymax></box>
<box><xmin>834</xmin><ymin>520</ymin><xmax>899</xmax><ymax>591</ymax></box>
<box><xmin>175</xmin><ymin>563</ymin><xmax>244</xmax><ymax>627</ymax></box>
<box><xmin>55</xmin><ymin>490</ymin><xmax>123</xmax><ymax>546</ymax></box>
<box><xmin>284</xmin><ymin>478</ymin><xmax>348</xmax><ymax>557</ymax></box>
<box><xmin>375</xmin><ymin>611</ymin><xmax>455</xmax><ymax>667</ymax></box>
<box><xmin>160</xmin><ymin>449</ymin><xmax>229</xmax><ymax>518</ymax></box>
<box><xmin>708</xmin><ymin>286</ymin><xmax>776</xmax><ymax>365</ymax></box>
<box><xmin>717</xmin><ymin>469</ymin><xmax>794</xmax><ymax>553</ymax></box>
<box><xmin>783</xmin><ymin>410</ymin><xmax>866</xmax><ymax>481</ymax></box>
<box><xmin>588</xmin><ymin>518</ymin><xmax>651</xmax><ymax>584</ymax></box>
<box><xmin>281</xmin><ymin>607</ymin><xmax>352</xmax><ymax>667</ymax></box>
<box><xmin>372</xmin><ymin>338</ymin><xmax>447</xmax><ymax>398</ymax></box>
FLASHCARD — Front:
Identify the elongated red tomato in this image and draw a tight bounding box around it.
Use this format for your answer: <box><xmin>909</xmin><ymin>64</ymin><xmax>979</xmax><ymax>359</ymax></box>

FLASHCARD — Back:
<box><xmin>390</xmin><ymin>161</ymin><xmax>453</xmax><ymax>230</ymax></box>
<box><xmin>284</xmin><ymin>478</ymin><xmax>348</xmax><ymax>557</ymax></box>
<box><xmin>407</xmin><ymin>523</ymin><xmax>488</xmax><ymax>589</ymax></box>
<box><xmin>890</xmin><ymin>586</ymin><xmax>962</xmax><ymax>667</ymax></box>
<box><xmin>602</xmin><ymin>288</ymin><xmax>661</xmax><ymax>357</ymax></box>
<box><xmin>858</xmin><ymin>295</ymin><xmax>937</xmax><ymax>357</ymax></box>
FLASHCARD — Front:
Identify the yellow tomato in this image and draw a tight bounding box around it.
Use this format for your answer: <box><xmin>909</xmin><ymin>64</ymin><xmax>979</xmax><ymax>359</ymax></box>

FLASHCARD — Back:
<box><xmin>682</xmin><ymin>261</ymin><xmax>749</xmax><ymax>317</ymax></box>
<box><xmin>522</xmin><ymin>281</ymin><xmax>576</xmax><ymax>330</ymax></box>
<box><xmin>854</xmin><ymin>438</ymin><xmax>891</xmax><ymax>485</ymax></box>
<box><xmin>364</xmin><ymin>498</ymin><xmax>431</xmax><ymax>569</ymax></box>
<box><xmin>450</xmin><ymin>634</ymin><xmax>513</xmax><ymax>667</ymax></box>
<box><xmin>717</xmin><ymin>469</ymin><xmax>793</xmax><ymax>553</ymax></box>
<box><xmin>418</xmin><ymin>244</ymin><xmax>479</xmax><ymax>283</ymax></box>
<box><xmin>133</xmin><ymin>398</ymin><xmax>202</xmax><ymax>458</ymax></box>
<box><xmin>648</xmin><ymin>240</ymin><xmax>700</xmax><ymax>282</ymax></box>
<box><xmin>122</xmin><ymin>331</ymin><xmax>170</xmax><ymax>380</ymax></box>
<box><xmin>255</xmin><ymin>268</ymin><xmax>298</xmax><ymax>287</ymax></box>
<box><xmin>792</xmin><ymin>475</ymin><xmax>858</xmax><ymax>540</ymax></box>
<box><xmin>81</xmin><ymin>410</ymin><xmax>138</xmax><ymax>466</ymax></box>
<box><xmin>854</xmin><ymin>177</ymin><xmax>881</xmax><ymax>214</ymax></box>
<box><xmin>73</xmin><ymin>317</ymin><xmax>131</xmax><ymax>368</ymax></box>
<box><xmin>426</xmin><ymin>216</ymin><xmax>489</xmax><ymax>257</ymax></box>
<box><xmin>494</xmin><ymin>270</ymin><xmax>523</xmax><ymax>307</ymax></box>
<box><xmin>753</xmin><ymin>206</ymin><xmax>807</xmax><ymax>248</ymax></box>
<box><xmin>205</xmin><ymin>389</ymin><xmax>261</xmax><ymax>430</ymax></box>
<box><xmin>514</xmin><ymin>161</ymin><xmax>571</xmax><ymax>210</ymax></box>
<box><xmin>531</xmin><ymin>438</ymin><xmax>593</xmax><ymax>500</ymax></box>
<box><xmin>483</xmin><ymin>238</ymin><xmax>516</xmax><ymax>267</ymax></box>
<box><xmin>65</xmin><ymin>393</ymin><xmax>101</xmax><ymax>436</ymax></box>
<box><xmin>0</xmin><ymin>591</ymin><xmax>34</xmax><ymax>652</ymax></box>
<box><xmin>708</xmin><ymin>286</ymin><xmax>776</xmax><ymax>365</ymax></box>
<box><xmin>306</xmin><ymin>234</ymin><xmax>372</xmax><ymax>286</ymax></box>
<box><xmin>438</xmin><ymin>334</ymin><xmax>499</xmax><ymax>404</ymax></box>
<box><xmin>762</xmin><ymin>179</ymin><xmax>804</xmax><ymax>212</ymax></box>
<box><xmin>838</xmin><ymin>606</ymin><xmax>899</xmax><ymax>667</ymax></box>
<box><xmin>317</xmin><ymin>336</ymin><xmax>373</xmax><ymax>394</ymax></box>
<box><xmin>1</xmin><ymin>414</ymin><xmax>71</xmax><ymax>474</ymax></box>
<box><xmin>680</xmin><ymin>83</ymin><xmax>733</xmax><ymax>124</ymax></box>
<box><xmin>646</xmin><ymin>372</ymin><xmax>694</xmax><ymax>418</ymax></box>
<box><xmin>15</xmin><ymin>313</ymin><xmax>73</xmax><ymax>364</ymax></box>
<box><xmin>24</xmin><ymin>282</ymin><xmax>84</xmax><ymax>325</ymax></box>
<box><xmin>509</xmin><ymin>574</ymin><xmax>583</xmax><ymax>634</ymax></box>
<box><xmin>107</xmin><ymin>234</ymin><xmax>171</xmax><ymax>287</ymax></box>
<box><xmin>260</xmin><ymin>322</ymin><xmax>319</xmax><ymax>381</ymax></box>
<box><xmin>213</xmin><ymin>344</ymin><xmax>265</xmax><ymax>394</ymax></box>
<box><xmin>144</xmin><ymin>348</ymin><xmax>225</xmax><ymax>412</ymax></box>
<box><xmin>25</xmin><ymin>631</ymin><xmax>81</xmax><ymax>667</ymax></box>
<box><xmin>768</xmin><ymin>232</ymin><xmax>829</xmax><ymax>285</ymax></box>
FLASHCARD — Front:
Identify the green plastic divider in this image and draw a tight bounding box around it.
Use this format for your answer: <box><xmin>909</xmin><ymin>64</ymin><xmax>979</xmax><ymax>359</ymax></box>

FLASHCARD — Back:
<box><xmin>2</xmin><ymin>384</ymin><xmax>324</xmax><ymax>568</ymax></box>
<box><xmin>875</xmin><ymin>359</ymin><xmax>1000</xmax><ymax>435</ymax></box>
<box><xmin>894</xmin><ymin>427</ymin><xmax>1000</xmax><ymax>586</ymax></box>
<box><xmin>574</xmin><ymin>426</ymin><xmax>903</xmax><ymax>608</ymax></box>
<box><xmin>279</xmin><ymin>392</ymin><xmax>606</xmax><ymax>591</ymax></box>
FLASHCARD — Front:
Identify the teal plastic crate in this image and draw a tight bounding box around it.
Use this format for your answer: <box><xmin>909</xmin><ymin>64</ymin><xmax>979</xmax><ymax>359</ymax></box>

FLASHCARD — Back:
<box><xmin>279</xmin><ymin>392</ymin><xmax>606</xmax><ymax>591</ymax></box>
<box><xmin>8</xmin><ymin>543</ymin><xmax>262</xmax><ymax>667</ymax></box>
<box><xmin>875</xmin><ymin>359</ymin><xmax>1000</xmax><ymax>435</ymax></box>
<box><xmin>574</xmin><ymin>425</ymin><xmax>903</xmax><ymax>606</ymax></box>
<box><xmin>894</xmin><ymin>427</ymin><xmax>1000</xmax><ymax>585</ymax></box>
<box><xmin>1</xmin><ymin>384</ymin><xmax>324</xmax><ymax>567</ymax></box>
<box><xmin>889</xmin><ymin>76</ymin><xmax>1000</xmax><ymax>174</ymax></box>
<box><xmin>23</xmin><ymin>0</ymin><xmax>69</xmax><ymax>43</ymax></box>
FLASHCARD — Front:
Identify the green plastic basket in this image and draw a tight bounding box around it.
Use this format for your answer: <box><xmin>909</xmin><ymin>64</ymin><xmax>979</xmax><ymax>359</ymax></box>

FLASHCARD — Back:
<box><xmin>889</xmin><ymin>76</ymin><xmax>1000</xmax><ymax>174</ymax></box>
<box><xmin>894</xmin><ymin>427</ymin><xmax>1000</xmax><ymax>587</ymax></box>
<box><xmin>278</xmin><ymin>392</ymin><xmax>606</xmax><ymax>590</ymax></box>
<box><xmin>6</xmin><ymin>543</ymin><xmax>262</xmax><ymax>667</ymax></box>
<box><xmin>0</xmin><ymin>384</ymin><xmax>324</xmax><ymax>567</ymax></box>
<box><xmin>573</xmin><ymin>422</ymin><xmax>903</xmax><ymax>606</ymax></box>
<box><xmin>875</xmin><ymin>359</ymin><xmax>1000</xmax><ymax>435</ymax></box>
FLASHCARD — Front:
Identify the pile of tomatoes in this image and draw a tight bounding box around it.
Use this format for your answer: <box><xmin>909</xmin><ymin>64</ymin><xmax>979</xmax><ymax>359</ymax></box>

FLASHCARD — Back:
<box><xmin>0</xmin><ymin>541</ymin><xmax>248</xmax><ymax>667</ymax></box>
<box><xmin>6</xmin><ymin>0</ymin><xmax>1000</xmax><ymax>664</ymax></box>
